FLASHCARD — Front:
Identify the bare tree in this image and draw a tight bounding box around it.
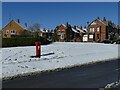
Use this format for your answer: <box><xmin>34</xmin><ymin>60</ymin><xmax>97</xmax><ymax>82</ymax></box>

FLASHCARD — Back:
<box><xmin>28</xmin><ymin>26</ymin><xmax>34</xmax><ymax>32</ymax></box>
<box><xmin>28</xmin><ymin>23</ymin><xmax>41</xmax><ymax>37</ymax></box>
<box><xmin>33</xmin><ymin>23</ymin><xmax>40</xmax><ymax>32</ymax></box>
<box><xmin>25</xmin><ymin>23</ymin><xmax>28</xmax><ymax>28</ymax></box>
<box><xmin>33</xmin><ymin>23</ymin><xmax>41</xmax><ymax>37</ymax></box>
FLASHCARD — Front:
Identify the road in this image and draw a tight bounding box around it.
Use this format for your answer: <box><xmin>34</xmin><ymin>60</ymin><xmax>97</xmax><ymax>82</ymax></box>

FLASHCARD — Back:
<box><xmin>3</xmin><ymin>60</ymin><xmax>120</xmax><ymax>88</ymax></box>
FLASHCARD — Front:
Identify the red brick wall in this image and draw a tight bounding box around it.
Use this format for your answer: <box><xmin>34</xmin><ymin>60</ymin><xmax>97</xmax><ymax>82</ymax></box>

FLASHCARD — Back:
<box><xmin>88</xmin><ymin>20</ymin><xmax>107</xmax><ymax>42</ymax></box>
<box><xmin>56</xmin><ymin>25</ymin><xmax>67</xmax><ymax>42</ymax></box>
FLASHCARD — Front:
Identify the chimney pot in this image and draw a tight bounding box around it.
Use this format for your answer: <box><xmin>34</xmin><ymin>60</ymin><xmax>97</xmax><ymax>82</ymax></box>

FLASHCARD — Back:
<box><xmin>80</xmin><ymin>26</ymin><xmax>82</xmax><ymax>29</ymax></box>
<box><xmin>103</xmin><ymin>17</ymin><xmax>106</xmax><ymax>21</ymax></box>
<box><xmin>17</xmin><ymin>19</ymin><xmax>20</xmax><ymax>24</ymax></box>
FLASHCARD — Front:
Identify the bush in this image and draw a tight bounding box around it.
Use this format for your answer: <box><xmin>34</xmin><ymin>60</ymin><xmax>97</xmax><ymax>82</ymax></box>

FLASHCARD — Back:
<box><xmin>102</xmin><ymin>40</ymin><xmax>112</xmax><ymax>44</ymax></box>
<box><xmin>116</xmin><ymin>39</ymin><xmax>120</xmax><ymax>44</ymax></box>
<box><xmin>2</xmin><ymin>37</ymin><xmax>52</xmax><ymax>47</ymax></box>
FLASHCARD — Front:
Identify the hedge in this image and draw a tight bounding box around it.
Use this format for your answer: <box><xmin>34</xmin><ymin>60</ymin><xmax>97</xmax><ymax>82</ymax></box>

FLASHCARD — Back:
<box><xmin>2</xmin><ymin>37</ymin><xmax>52</xmax><ymax>47</ymax></box>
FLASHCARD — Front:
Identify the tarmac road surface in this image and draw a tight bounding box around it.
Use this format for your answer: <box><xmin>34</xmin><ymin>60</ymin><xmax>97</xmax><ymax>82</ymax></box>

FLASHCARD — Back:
<box><xmin>2</xmin><ymin>59</ymin><xmax>120</xmax><ymax>88</ymax></box>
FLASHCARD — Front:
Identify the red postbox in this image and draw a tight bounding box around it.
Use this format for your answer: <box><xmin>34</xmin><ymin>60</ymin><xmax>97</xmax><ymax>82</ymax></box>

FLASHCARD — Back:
<box><xmin>35</xmin><ymin>41</ymin><xmax>41</xmax><ymax>58</ymax></box>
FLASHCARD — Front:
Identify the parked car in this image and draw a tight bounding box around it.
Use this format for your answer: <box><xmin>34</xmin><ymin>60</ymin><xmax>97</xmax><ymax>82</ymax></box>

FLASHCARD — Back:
<box><xmin>102</xmin><ymin>40</ymin><xmax>112</xmax><ymax>44</ymax></box>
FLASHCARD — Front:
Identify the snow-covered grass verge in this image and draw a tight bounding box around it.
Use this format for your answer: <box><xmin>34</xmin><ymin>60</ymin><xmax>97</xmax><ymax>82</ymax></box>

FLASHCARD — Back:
<box><xmin>2</xmin><ymin>42</ymin><xmax>118</xmax><ymax>80</ymax></box>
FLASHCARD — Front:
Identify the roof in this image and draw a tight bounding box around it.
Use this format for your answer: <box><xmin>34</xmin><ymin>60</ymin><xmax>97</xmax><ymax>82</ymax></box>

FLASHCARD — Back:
<box><xmin>97</xmin><ymin>19</ymin><xmax>108</xmax><ymax>26</ymax></box>
<box><xmin>2</xmin><ymin>20</ymin><xmax>25</xmax><ymax>31</ymax></box>
<box><xmin>61</xmin><ymin>24</ymin><xmax>66</xmax><ymax>27</ymax></box>
<box><xmin>72</xmin><ymin>28</ymin><xmax>79</xmax><ymax>33</ymax></box>
<box><xmin>76</xmin><ymin>27</ymin><xmax>84</xmax><ymax>33</ymax></box>
<box><xmin>14</xmin><ymin>20</ymin><xmax>25</xmax><ymax>29</ymax></box>
<box><xmin>72</xmin><ymin>26</ymin><xmax>87</xmax><ymax>33</ymax></box>
<box><xmin>83</xmin><ymin>28</ymin><xmax>87</xmax><ymax>32</ymax></box>
<box><xmin>40</xmin><ymin>28</ymin><xmax>52</xmax><ymax>33</ymax></box>
<box><xmin>88</xmin><ymin>19</ymin><xmax>108</xmax><ymax>27</ymax></box>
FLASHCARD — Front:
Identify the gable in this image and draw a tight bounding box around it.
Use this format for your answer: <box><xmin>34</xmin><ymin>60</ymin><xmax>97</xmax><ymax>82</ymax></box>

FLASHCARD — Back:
<box><xmin>88</xmin><ymin>19</ymin><xmax>107</xmax><ymax>27</ymax></box>
<box><xmin>2</xmin><ymin>20</ymin><xmax>24</xmax><ymax>32</ymax></box>
<box><xmin>91</xmin><ymin>22</ymin><xmax>97</xmax><ymax>25</ymax></box>
<box><xmin>58</xmin><ymin>25</ymin><xmax>67</xmax><ymax>30</ymax></box>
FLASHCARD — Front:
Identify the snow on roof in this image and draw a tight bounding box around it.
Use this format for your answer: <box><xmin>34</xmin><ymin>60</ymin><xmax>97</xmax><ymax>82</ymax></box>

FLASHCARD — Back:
<box><xmin>97</xmin><ymin>19</ymin><xmax>107</xmax><ymax>26</ymax></box>
<box><xmin>23</xmin><ymin>27</ymin><xmax>28</xmax><ymax>30</ymax></box>
<box><xmin>40</xmin><ymin>28</ymin><xmax>44</xmax><ymax>32</ymax></box>
<box><xmin>76</xmin><ymin>27</ymin><xmax>84</xmax><ymax>33</ymax></box>
<box><xmin>61</xmin><ymin>24</ymin><xmax>66</xmax><ymax>27</ymax></box>
<box><xmin>40</xmin><ymin>28</ymin><xmax>50</xmax><ymax>33</ymax></box>
<box><xmin>89</xmin><ymin>19</ymin><xmax>108</xmax><ymax>27</ymax></box>
<box><xmin>72</xmin><ymin>28</ymin><xmax>79</xmax><ymax>33</ymax></box>
<box><xmin>83</xmin><ymin>28</ymin><xmax>87</xmax><ymax>32</ymax></box>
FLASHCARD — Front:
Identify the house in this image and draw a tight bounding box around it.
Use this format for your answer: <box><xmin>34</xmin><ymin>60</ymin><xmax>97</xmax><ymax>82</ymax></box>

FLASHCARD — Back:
<box><xmin>40</xmin><ymin>28</ymin><xmax>54</xmax><ymax>41</ymax></box>
<box><xmin>1</xmin><ymin>20</ymin><xmax>25</xmax><ymax>38</ymax></box>
<box><xmin>55</xmin><ymin>24</ymin><xmax>67</xmax><ymax>42</ymax></box>
<box><xmin>71</xmin><ymin>26</ymin><xmax>86</xmax><ymax>42</ymax></box>
<box><xmin>87</xmin><ymin>17</ymin><xmax>118</xmax><ymax>42</ymax></box>
<box><xmin>55</xmin><ymin>23</ymin><xmax>86</xmax><ymax>42</ymax></box>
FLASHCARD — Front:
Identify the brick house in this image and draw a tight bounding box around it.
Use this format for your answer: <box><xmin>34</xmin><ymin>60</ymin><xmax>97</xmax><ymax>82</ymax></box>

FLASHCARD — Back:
<box><xmin>55</xmin><ymin>24</ymin><xmax>67</xmax><ymax>42</ymax></box>
<box><xmin>40</xmin><ymin>28</ymin><xmax>54</xmax><ymax>41</ymax></box>
<box><xmin>55</xmin><ymin>23</ymin><xmax>86</xmax><ymax>42</ymax></box>
<box><xmin>1</xmin><ymin>20</ymin><xmax>25</xmax><ymax>38</ymax></box>
<box><xmin>87</xmin><ymin>17</ymin><xmax>118</xmax><ymax>42</ymax></box>
<box><xmin>71</xmin><ymin>26</ymin><xmax>86</xmax><ymax>42</ymax></box>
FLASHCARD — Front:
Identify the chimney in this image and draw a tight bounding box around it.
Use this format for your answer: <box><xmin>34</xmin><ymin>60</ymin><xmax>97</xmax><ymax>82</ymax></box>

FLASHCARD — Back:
<box><xmin>80</xmin><ymin>26</ymin><xmax>82</xmax><ymax>29</ymax></box>
<box><xmin>43</xmin><ymin>28</ymin><xmax>46</xmax><ymax>32</ymax></box>
<box><xmin>17</xmin><ymin>19</ymin><xmax>20</xmax><ymax>24</ymax></box>
<box><xmin>74</xmin><ymin>26</ymin><xmax>76</xmax><ymax>29</ymax></box>
<box><xmin>97</xmin><ymin>17</ymin><xmax>100</xmax><ymax>20</ymax></box>
<box><xmin>66</xmin><ymin>22</ymin><xmax>69</xmax><ymax>27</ymax></box>
<box><xmin>87</xmin><ymin>21</ymin><xmax>89</xmax><ymax>25</ymax></box>
<box><xmin>103</xmin><ymin>17</ymin><xmax>106</xmax><ymax>21</ymax></box>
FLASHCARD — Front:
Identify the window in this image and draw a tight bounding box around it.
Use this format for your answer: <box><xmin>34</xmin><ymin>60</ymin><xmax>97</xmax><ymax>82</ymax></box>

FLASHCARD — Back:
<box><xmin>6</xmin><ymin>30</ymin><xmax>9</xmax><ymax>34</ymax></box>
<box><xmin>10</xmin><ymin>30</ymin><xmax>16</xmax><ymax>34</ymax></box>
<box><xmin>61</xmin><ymin>30</ymin><xmax>65</xmax><ymax>33</ymax></box>
<box><xmin>89</xmin><ymin>35</ymin><xmax>93</xmax><ymax>39</ymax></box>
<box><xmin>58</xmin><ymin>30</ymin><xmax>60</xmax><ymax>32</ymax></box>
<box><xmin>97</xmin><ymin>27</ymin><xmax>100</xmax><ymax>32</ymax></box>
<box><xmin>61</xmin><ymin>34</ymin><xmax>64</xmax><ymax>39</ymax></box>
<box><xmin>90</xmin><ymin>28</ymin><xmax>94</xmax><ymax>33</ymax></box>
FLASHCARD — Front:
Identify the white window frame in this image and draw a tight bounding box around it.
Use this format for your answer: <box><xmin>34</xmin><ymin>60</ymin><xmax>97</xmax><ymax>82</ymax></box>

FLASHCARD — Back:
<box><xmin>6</xmin><ymin>30</ymin><xmax>9</xmax><ymax>34</ymax></box>
<box><xmin>61</xmin><ymin>34</ymin><xmax>64</xmax><ymax>39</ymax></box>
<box><xmin>90</xmin><ymin>28</ymin><xmax>94</xmax><ymax>33</ymax></box>
<box><xmin>89</xmin><ymin>35</ymin><xmax>93</xmax><ymax>39</ymax></box>
<box><xmin>97</xmin><ymin>27</ymin><xmax>100</xmax><ymax>32</ymax></box>
<box><xmin>58</xmin><ymin>30</ymin><xmax>61</xmax><ymax>32</ymax></box>
<box><xmin>10</xmin><ymin>30</ymin><xmax>16</xmax><ymax>34</ymax></box>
